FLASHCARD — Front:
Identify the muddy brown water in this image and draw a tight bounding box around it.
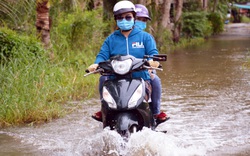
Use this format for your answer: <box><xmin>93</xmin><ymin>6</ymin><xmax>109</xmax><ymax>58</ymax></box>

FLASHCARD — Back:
<box><xmin>0</xmin><ymin>26</ymin><xmax>250</xmax><ymax>156</ymax></box>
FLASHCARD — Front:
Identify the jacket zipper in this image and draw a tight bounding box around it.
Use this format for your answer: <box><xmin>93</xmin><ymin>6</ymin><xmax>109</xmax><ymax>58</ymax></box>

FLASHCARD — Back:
<box><xmin>126</xmin><ymin>37</ymin><xmax>129</xmax><ymax>55</ymax></box>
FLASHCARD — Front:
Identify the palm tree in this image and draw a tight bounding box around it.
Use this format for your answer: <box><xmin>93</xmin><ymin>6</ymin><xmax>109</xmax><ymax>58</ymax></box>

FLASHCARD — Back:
<box><xmin>36</xmin><ymin>0</ymin><xmax>50</xmax><ymax>50</ymax></box>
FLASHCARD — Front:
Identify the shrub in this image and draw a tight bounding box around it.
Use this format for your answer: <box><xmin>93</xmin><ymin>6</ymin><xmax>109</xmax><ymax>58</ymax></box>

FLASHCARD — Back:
<box><xmin>207</xmin><ymin>12</ymin><xmax>224</xmax><ymax>34</ymax></box>
<box><xmin>50</xmin><ymin>9</ymin><xmax>108</xmax><ymax>69</ymax></box>
<box><xmin>51</xmin><ymin>9</ymin><xmax>108</xmax><ymax>52</ymax></box>
<box><xmin>182</xmin><ymin>12</ymin><xmax>213</xmax><ymax>38</ymax></box>
<box><xmin>155</xmin><ymin>29</ymin><xmax>174</xmax><ymax>53</ymax></box>
<box><xmin>0</xmin><ymin>27</ymin><xmax>43</xmax><ymax>64</ymax></box>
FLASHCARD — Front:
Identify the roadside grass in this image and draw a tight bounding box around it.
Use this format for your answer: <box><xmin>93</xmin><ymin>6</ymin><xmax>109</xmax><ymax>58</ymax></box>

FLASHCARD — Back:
<box><xmin>0</xmin><ymin>55</ymin><xmax>98</xmax><ymax>127</ymax></box>
<box><xmin>0</xmin><ymin>9</ymin><xmax>106</xmax><ymax>128</ymax></box>
<box><xmin>175</xmin><ymin>37</ymin><xmax>205</xmax><ymax>49</ymax></box>
<box><xmin>0</xmin><ymin>27</ymin><xmax>99</xmax><ymax>128</ymax></box>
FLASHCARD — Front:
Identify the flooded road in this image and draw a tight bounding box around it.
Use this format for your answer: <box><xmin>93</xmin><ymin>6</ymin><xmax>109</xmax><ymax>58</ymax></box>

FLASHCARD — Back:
<box><xmin>0</xmin><ymin>30</ymin><xmax>250</xmax><ymax>155</ymax></box>
<box><xmin>160</xmin><ymin>35</ymin><xmax>250</xmax><ymax>155</ymax></box>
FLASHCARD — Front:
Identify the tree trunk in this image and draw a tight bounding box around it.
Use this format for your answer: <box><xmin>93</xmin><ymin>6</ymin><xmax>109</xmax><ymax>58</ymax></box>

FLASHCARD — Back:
<box><xmin>202</xmin><ymin>0</ymin><xmax>208</xmax><ymax>11</ymax></box>
<box><xmin>212</xmin><ymin>0</ymin><xmax>218</xmax><ymax>12</ymax></box>
<box><xmin>36</xmin><ymin>0</ymin><xmax>50</xmax><ymax>50</ymax></box>
<box><xmin>173</xmin><ymin>0</ymin><xmax>183</xmax><ymax>43</ymax></box>
<box><xmin>103</xmin><ymin>0</ymin><xmax>118</xmax><ymax>33</ymax></box>
<box><xmin>161</xmin><ymin>0</ymin><xmax>172</xmax><ymax>29</ymax></box>
<box><xmin>103</xmin><ymin>0</ymin><xmax>117</xmax><ymax>20</ymax></box>
<box><xmin>94</xmin><ymin>0</ymin><xmax>102</xmax><ymax>9</ymax></box>
<box><xmin>151</xmin><ymin>0</ymin><xmax>160</xmax><ymax>34</ymax></box>
<box><xmin>136</xmin><ymin>0</ymin><xmax>146</xmax><ymax>5</ymax></box>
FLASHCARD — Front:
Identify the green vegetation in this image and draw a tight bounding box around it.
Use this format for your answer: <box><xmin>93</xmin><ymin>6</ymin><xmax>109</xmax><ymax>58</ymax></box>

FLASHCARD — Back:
<box><xmin>0</xmin><ymin>9</ymin><xmax>106</xmax><ymax>127</ymax></box>
<box><xmin>182</xmin><ymin>12</ymin><xmax>213</xmax><ymax>38</ymax></box>
<box><xmin>207</xmin><ymin>12</ymin><xmax>224</xmax><ymax>34</ymax></box>
<box><xmin>241</xmin><ymin>15</ymin><xmax>250</xmax><ymax>23</ymax></box>
<box><xmin>0</xmin><ymin>26</ymin><xmax>98</xmax><ymax>127</ymax></box>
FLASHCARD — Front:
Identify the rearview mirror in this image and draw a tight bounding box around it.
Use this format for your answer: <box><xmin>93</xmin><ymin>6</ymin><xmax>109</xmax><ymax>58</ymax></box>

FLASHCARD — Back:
<box><xmin>153</xmin><ymin>54</ymin><xmax>167</xmax><ymax>61</ymax></box>
<box><xmin>144</xmin><ymin>54</ymin><xmax>167</xmax><ymax>61</ymax></box>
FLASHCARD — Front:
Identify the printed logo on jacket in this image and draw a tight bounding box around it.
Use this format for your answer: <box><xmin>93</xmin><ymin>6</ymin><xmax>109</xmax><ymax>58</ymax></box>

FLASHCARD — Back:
<box><xmin>132</xmin><ymin>42</ymin><xmax>144</xmax><ymax>48</ymax></box>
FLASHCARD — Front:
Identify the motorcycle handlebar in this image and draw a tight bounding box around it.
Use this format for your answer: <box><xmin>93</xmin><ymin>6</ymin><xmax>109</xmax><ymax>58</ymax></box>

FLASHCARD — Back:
<box><xmin>84</xmin><ymin>55</ymin><xmax>165</xmax><ymax>77</ymax></box>
<box><xmin>84</xmin><ymin>68</ymin><xmax>104</xmax><ymax>77</ymax></box>
<box><xmin>84</xmin><ymin>64</ymin><xmax>163</xmax><ymax>77</ymax></box>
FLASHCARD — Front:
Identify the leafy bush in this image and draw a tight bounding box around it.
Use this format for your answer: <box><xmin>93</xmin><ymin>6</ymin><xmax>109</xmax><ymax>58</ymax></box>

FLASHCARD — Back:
<box><xmin>52</xmin><ymin>9</ymin><xmax>108</xmax><ymax>51</ymax></box>
<box><xmin>155</xmin><ymin>29</ymin><xmax>174</xmax><ymax>53</ymax></box>
<box><xmin>182</xmin><ymin>12</ymin><xmax>212</xmax><ymax>38</ymax></box>
<box><xmin>207</xmin><ymin>12</ymin><xmax>224</xmax><ymax>34</ymax></box>
<box><xmin>182</xmin><ymin>0</ymin><xmax>202</xmax><ymax>12</ymax></box>
<box><xmin>50</xmin><ymin>9</ymin><xmax>108</xmax><ymax>69</ymax></box>
<box><xmin>0</xmin><ymin>27</ymin><xmax>43</xmax><ymax>64</ymax></box>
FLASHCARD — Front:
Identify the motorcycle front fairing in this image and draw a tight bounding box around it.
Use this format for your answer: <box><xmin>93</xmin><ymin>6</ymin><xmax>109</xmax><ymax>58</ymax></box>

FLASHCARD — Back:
<box><xmin>101</xmin><ymin>78</ymin><xmax>153</xmax><ymax>130</ymax></box>
<box><xmin>98</xmin><ymin>55</ymin><xmax>145</xmax><ymax>75</ymax></box>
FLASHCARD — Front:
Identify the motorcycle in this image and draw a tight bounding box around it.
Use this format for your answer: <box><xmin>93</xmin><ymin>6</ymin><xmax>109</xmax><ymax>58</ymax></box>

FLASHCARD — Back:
<box><xmin>84</xmin><ymin>54</ymin><xmax>167</xmax><ymax>138</ymax></box>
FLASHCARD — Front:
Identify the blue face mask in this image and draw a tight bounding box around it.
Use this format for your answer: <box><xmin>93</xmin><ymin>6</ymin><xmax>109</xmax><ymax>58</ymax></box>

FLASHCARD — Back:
<box><xmin>135</xmin><ymin>20</ymin><xmax>147</xmax><ymax>30</ymax></box>
<box><xmin>116</xmin><ymin>19</ymin><xmax>134</xmax><ymax>31</ymax></box>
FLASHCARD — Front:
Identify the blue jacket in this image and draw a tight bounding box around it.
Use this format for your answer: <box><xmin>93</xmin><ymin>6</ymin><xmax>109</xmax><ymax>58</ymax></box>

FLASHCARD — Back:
<box><xmin>94</xmin><ymin>27</ymin><xmax>158</xmax><ymax>80</ymax></box>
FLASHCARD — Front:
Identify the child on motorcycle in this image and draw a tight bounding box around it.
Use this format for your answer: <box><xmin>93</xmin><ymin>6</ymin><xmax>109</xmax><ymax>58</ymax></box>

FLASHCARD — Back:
<box><xmin>134</xmin><ymin>4</ymin><xmax>169</xmax><ymax>123</ymax></box>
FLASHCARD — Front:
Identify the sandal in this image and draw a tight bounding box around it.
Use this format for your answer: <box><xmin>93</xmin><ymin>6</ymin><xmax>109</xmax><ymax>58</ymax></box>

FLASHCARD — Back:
<box><xmin>155</xmin><ymin>112</ymin><xmax>170</xmax><ymax>125</ymax></box>
<box><xmin>91</xmin><ymin>111</ymin><xmax>102</xmax><ymax>122</ymax></box>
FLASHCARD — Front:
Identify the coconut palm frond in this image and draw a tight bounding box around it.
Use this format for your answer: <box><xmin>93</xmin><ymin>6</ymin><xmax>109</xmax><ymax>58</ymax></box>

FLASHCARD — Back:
<box><xmin>0</xmin><ymin>0</ymin><xmax>21</xmax><ymax>25</ymax></box>
<box><xmin>23</xmin><ymin>0</ymin><xmax>36</xmax><ymax>13</ymax></box>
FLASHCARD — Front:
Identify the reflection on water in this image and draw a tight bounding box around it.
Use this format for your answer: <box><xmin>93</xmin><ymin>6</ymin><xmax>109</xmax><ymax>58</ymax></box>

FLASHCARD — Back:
<box><xmin>0</xmin><ymin>36</ymin><xmax>250</xmax><ymax>156</ymax></box>
<box><xmin>159</xmin><ymin>37</ymin><xmax>250</xmax><ymax>155</ymax></box>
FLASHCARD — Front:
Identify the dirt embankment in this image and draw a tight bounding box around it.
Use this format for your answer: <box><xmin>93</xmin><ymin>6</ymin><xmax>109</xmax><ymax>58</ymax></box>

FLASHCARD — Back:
<box><xmin>222</xmin><ymin>23</ymin><xmax>250</xmax><ymax>37</ymax></box>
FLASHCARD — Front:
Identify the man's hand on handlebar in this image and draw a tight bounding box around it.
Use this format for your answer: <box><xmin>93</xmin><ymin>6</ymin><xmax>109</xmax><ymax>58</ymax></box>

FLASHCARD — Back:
<box><xmin>87</xmin><ymin>64</ymin><xmax>98</xmax><ymax>72</ymax></box>
<box><xmin>148</xmin><ymin>60</ymin><xmax>160</xmax><ymax>68</ymax></box>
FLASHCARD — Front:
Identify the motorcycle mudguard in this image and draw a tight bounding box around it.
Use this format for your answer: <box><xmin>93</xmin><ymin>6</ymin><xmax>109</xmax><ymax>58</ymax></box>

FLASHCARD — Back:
<box><xmin>115</xmin><ymin>112</ymin><xmax>138</xmax><ymax>132</ymax></box>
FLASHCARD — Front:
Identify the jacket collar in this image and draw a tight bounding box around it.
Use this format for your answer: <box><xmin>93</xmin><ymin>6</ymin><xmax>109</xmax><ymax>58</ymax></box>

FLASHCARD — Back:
<box><xmin>114</xmin><ymin>27</ymin><xmax>141</xmax><ymax>37</ymax></box>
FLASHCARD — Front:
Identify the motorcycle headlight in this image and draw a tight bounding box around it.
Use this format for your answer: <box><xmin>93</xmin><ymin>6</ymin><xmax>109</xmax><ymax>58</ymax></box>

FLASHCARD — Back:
<box><xmin>128</xmin><ymin>84</ymin><xmax>143</xmax><ymax>108</ymax></box>
<box><xmin>111</xmin><ymin>59</ymin><xmax>132</xmax><ymax>75</ymax></box>
<box><xmin>103</xmin><ymin>86</ymin><xmax>117</xmax><ymax>109</ymax></box>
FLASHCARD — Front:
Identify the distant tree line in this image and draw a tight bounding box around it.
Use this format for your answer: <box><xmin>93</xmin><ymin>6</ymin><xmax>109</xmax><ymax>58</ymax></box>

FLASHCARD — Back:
<box><xmin>0</xmin><ymin>0</ymin><xmax>248</xmax><ymax>51</ymax></box>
